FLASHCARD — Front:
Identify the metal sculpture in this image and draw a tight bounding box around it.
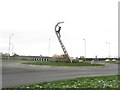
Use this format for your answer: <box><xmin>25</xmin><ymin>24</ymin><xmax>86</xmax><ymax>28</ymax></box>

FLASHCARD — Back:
<box><xmin>55</xmin><ymin>22</ymin><xmax>72</xmax><ymax>63</ymax></box>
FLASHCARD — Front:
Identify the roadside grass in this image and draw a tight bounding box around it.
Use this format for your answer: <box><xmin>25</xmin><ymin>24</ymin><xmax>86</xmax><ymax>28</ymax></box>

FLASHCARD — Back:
<box><xmin>107</xmin><ymin>61</ymin><xmax>120</xmax><ymax>64</ymax></box>
<box><xmin>21</xmin><ymin>61</ymin><xmax>104</xmax><ymax>66</ymax></box>
<box><xmin>2</xmin><ymin>75</ymin><xmax>120</xmax><ymax>89</ymax></box>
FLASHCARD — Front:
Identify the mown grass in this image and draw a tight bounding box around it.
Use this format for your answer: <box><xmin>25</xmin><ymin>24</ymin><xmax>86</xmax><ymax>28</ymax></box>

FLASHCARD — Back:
<box><xmin>2</xmin><ymin>75</ymin><xmax>120</xmax><ymax>89</ymax></box>
<box><xmin>107</xmin><ymin>61</ymin><xmax>120</xmax><ymax>64</ymax></box>
<box><xmin>21</xmin><ymin>61</ymin><xmax>104</xmax><ymax>66</ymax></box>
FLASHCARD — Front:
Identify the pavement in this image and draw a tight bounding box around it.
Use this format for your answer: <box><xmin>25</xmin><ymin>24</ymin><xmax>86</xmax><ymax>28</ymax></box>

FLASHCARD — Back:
<box><xmin>1</xmin><ymin>61</ymin><xmax>118</xmax><ymax>88</ymax></box>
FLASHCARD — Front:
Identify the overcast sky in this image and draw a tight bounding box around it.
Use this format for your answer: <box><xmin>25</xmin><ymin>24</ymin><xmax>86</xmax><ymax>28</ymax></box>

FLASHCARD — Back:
<box><xmin>0</xmin><ymin>0</ymin><xmax>119</xmax><ymax>58</ymax></box>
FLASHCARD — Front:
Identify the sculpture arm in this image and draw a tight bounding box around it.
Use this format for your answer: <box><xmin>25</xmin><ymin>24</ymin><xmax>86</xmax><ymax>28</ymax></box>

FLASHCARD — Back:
<box><xmin>55</xmin><ymin>22</ymin><xmax>64</xmax><ymax>32</ymax></box>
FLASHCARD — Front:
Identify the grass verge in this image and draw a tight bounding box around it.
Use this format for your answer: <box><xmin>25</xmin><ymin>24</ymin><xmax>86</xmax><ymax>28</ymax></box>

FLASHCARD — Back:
<box><xmin>2</xmin><ymin>75</ymin><xmax>120</xmax><ymax>89</ymax></box>
<box><xmin>107</xmin><ymin>61</ymin><xmax>120</xmax><ymax>64</ymax></box>
<box><xmin>21</xmin><ymin>61</ymin><xmax>104</xmax><ymax>66</ymax></box>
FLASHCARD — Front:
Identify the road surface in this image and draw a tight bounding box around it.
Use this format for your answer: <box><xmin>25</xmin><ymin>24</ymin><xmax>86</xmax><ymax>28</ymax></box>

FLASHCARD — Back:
<box><xmin>2</xmin><ymin>61</ymin><xmax>118</xmax><ymax>88</ymax></box>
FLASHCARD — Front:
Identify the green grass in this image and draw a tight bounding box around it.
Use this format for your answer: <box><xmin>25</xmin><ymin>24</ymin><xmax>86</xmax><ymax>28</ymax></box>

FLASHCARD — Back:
<box><xmin>107</xmin><ymin>61</ymin><xmax>120</xmax><ymax>64</ymax></box>
<box><xmin>2</xmin><ymin>75</ymin><xmax>120</xmax><ymax>89</ymax></box>
<box><xmin>21</xmin><ymin>61</ymin><xmax>104</xmax><ymax>66</ymax></box>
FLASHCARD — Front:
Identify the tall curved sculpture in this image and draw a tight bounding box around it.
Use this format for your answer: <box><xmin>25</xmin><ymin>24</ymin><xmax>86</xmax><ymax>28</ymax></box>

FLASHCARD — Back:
<box><xmin>55</xmin><ymin>22</ymin><xmax>72</xmax><ymax>63</ymax></box>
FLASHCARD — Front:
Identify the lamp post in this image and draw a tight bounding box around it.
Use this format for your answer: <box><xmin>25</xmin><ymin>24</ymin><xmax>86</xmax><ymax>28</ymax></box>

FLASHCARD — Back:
<box><xmin>106</xmin><ymin>42</ymin><xmax>110</xmax><ymax>59</ymax></box>
<box><xmin>8</xmin><ymin>34</ymin><xmax>14</xmax><ymax>61</ymax></box>
<box><xmin>83</xmin><ymin>39</ymin><xmax>86</xmax><ymax>61</ymax></box>
<box><xmin>48</xmin><ymin>38</ymin><xmax>50</xmax><ymax>56</ymax></box>
<box><xmin>11</xmin><ymin>43</ymin><xmax>14</xmax><ymax>55</ymax></box>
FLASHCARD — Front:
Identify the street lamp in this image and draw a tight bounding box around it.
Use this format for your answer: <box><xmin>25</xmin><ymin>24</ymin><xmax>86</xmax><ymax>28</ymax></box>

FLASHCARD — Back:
<box><xmin>106</xmin><ymin>42</ymin><xmax>110</xmax><ymax>59</ymax></box>
<box><xmin>83</xmin><ymin>39</ymin><xmax>86</xmax><ymax>61</ymax></box>
<box><xmin>48</xmin><ymin>38</ymin><xmax>50</xmax><ymax>56</ymax></box>
<box><xmin>8</xmin><ymin>34</ymin><xmax>14</xmax><ymax>61</ymax></box>
<box><xmin>11</xmin><ymin>43</ymin><xmax>14</xmax><ymax>55</ymax></box>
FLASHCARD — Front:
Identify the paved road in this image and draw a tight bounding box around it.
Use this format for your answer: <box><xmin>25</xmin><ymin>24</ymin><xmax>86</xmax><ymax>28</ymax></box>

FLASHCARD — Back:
<box><xmin>2</xmin><ymin>61</ymin><xmax>118</xmax><ymax>88</ymax></box>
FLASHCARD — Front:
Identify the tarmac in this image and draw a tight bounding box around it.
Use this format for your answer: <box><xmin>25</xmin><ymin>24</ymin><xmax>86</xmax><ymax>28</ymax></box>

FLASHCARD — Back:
<box><xmin>2</xmin><ymin>60</ymin><xmax>118</xmax><ymax>88</ymax></box>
